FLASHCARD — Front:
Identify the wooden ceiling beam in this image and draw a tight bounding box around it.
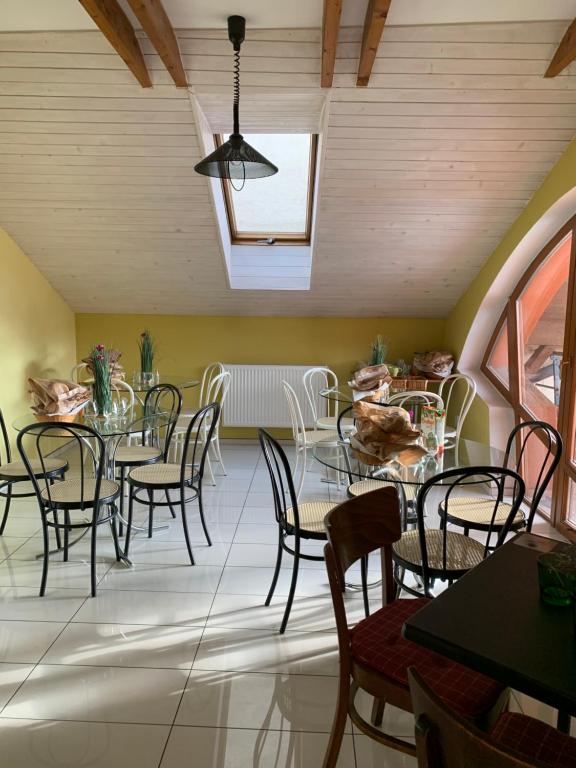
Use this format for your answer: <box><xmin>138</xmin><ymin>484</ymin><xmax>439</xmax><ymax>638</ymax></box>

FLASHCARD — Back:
<box><xmin>78</xmin><ymin>0</ymin><xmax>151</xmax><ymax>87</ymax></box>
<box><xmin>357</xmin><ymin>0</ymin><xmax>392</xmax><ymax>87</ymax></box>
<box><xmin>321</xmin><ymin>0</ymin><xmax>343</xmax><ymax>88</ymax></box>
<box><xmin>126</xmin><ymin>0</ymin><xmax>187</xmax><ymax>87</ymax></box>
<box><xmin>545</xmin><ymin>19</ymin><xmax>576</xmax><ymax>77</ymax></box>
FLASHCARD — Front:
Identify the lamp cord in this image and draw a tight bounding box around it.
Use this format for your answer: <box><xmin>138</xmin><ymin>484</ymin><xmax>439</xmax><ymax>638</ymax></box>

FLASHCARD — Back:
<box><xmin>233</xmin><ymin>48</ymin><xmax>240</xmax><ymax>136</ymax></box>
<box><xmin>229</xmin><ymin>46</ymin><xmax>245</xmax><ymax>190</ymax></box>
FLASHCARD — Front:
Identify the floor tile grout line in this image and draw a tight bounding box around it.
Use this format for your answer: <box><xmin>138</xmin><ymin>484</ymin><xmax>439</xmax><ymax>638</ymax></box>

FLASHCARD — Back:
<box><xmin>155</xmin><ymin>447</ymin><xmax>260</xmax><ymax>767</ymax></box>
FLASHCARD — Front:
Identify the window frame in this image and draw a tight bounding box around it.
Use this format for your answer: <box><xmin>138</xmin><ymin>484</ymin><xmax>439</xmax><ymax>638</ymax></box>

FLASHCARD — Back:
<box><xmin>481</xmin><ymin>214</ymin><xmax>576</xmax><ymax>537</ymax></box>
<box><xmin>216</xmin><ymin>133</ymin><xmax>318</xmax><ymax>246</ymax></box>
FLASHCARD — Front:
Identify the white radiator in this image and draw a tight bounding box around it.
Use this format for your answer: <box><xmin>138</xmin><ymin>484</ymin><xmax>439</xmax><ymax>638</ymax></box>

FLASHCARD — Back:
<box><xmin>222</xmin><ymin>364</ymin><xmax>327</xmax><ymax>428</ymax></box>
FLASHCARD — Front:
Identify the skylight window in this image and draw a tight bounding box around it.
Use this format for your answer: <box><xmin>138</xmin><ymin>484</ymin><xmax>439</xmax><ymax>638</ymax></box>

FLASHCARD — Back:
<box><xmin>218</xmin><ymin>133</ymin><xmax>318</xmax><ymax>244</ymax></box>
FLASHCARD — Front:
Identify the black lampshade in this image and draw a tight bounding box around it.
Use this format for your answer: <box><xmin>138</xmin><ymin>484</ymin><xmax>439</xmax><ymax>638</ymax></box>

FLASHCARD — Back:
<box><xmin>194</xmin><ymin>16</ymin><xmax>278</xmax><ymax>186</ymax></box>
<box><xmin>194</xmin><ymin>133</ymin><xmax>278</xmax><ymax>181</ymax></box>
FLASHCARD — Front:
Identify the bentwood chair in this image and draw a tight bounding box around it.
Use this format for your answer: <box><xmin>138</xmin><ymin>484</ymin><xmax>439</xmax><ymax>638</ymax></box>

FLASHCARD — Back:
<box><xmin>0</xmin><ymin>408</ymin><xmax>68</xmax><ymax>537</ymax></box>
<box><xmin>172</xmin><ymin>362</ymin><xmax>223</xmax><ymax>447</ymax></box>
<box><xmin>438</xmin><ymin>421</ymin><xmax>562</xmax><ymax>539</ymax></box>
<box><xmin>438</xmin><ymin>373</ymin><xmax>477</xmax><ymax>445</ymax></box>
<box><xmin>302</xmin><ymin>367</ymin><xmax>353</xmax><ymax>432</ymax></box>
<box><xmin>282</xmin><ymin>380</ymin><xmax>339</xmax><ymax>499</ymax></box>
<box><xmin>387</xmin><ymin>390</ymin><xmax>445</xmax><ymax>425</ymax></box>
<box><xmin>259</xmin><ymin>429</ymin><xmax>336</xmax><ymax>634</ymax></box>
<box><xmin>17</xmin><ymin>422</ymin><xmax>121</xmax><ymax>597</ymax></box>
<box><xmin>114</xmin><ymin>383</ymin><xmax>182</xmax><ymax>532</ymax></box>
<box><xmin>408</xmin><ymin>668</ymin><xmax>576</xmax><ymax>768</ymax></box>
<box><xmin>322</xmin><ymin>487</ymin><xmax>508</xmax><ymax>768</ymax></box>
<box><xmin>393</xmin><ymin>467</ymin><xmax>525</xmax><ymax>597</ymax></box>
<box><xmin>125</xmin><ymin>403</ymin><xmax>220</xmax><ymax>562</ymax></box>
<box><xmin>172</xmin><ymin>370</ymin><xmax>230</xmax><ymax>484</ymax></box>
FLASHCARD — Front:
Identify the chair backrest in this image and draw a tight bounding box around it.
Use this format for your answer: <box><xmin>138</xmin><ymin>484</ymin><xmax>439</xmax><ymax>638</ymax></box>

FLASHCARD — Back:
<box><xmin>408</xmin><ymin>668</ymin><xmax>545</xmax><ymax>768</ymax></box>
<box><xmin>387</xmin><ymin>391</ymin><xmax>444</xmax><ymax>429</ymax></box>
<box><xmin>323</xmin><ymin>488</ymin><xmax>402</xmax><ymax>657</ymax></box>
<box><xmin>0</xmin><ymin>409</ymin><xmax>11</xmax><ymax>466</ymax></box>
<box><xmin>180</xmin><ymin>402</ymin><xmax>220</xmax><ymax>488</ymax></box>
<box><xmin>282</xmin><ymin>380</ymin><xmax>306</xmax><ymax>444</ymax></box>
<box><xmin>503</xmin><ymin>421</ymin><xmax>562</xmax><ymax>531</ymax></box>
<box><xmin>199</xmin><ymin>362</ymin><xmax>224</xmax><ymax>408</ymax></box>
<box><xmin>143</xmin><ymin>383</ymin><xmax>182</xmax><ymax>461</ymax></box>
<box><xmin>438</xmin><ymin>373</ymin><xmax>477</xmax><ymax>441</ymax></box>
<box><xmin>204</xmin><ymin>371</ymin><xmax>230</xmax><ymax>439</ymax></box>
<box><xmin>17</xmin><ymin>421</ymin><xmax>106</xmax><ymax>512</ymax></box>
<box><xmin>414</xmin><ymin>467</ymin><xmax>526</xmax><ymax>596</ymax></box>
<box><xmin>258</xmin><ymin>428</ymin><xmax>300</xmax><ymax>532</ymax></box>
<box><xmin>70</xmin><ymin>362</ymin><xmax>89</xmax><ymax>383</ymax></box>
<box><xmin>387</xmin><ymin>390</ymin><xmax>444</xmax><ymax>409</ymax></box>
<box><xmin>303</xmin><ymin>367</ymin><xmax>337</xmax><ymax>422</ymax></box>
<box><xmin>111</xmin><ymin>378</ymin><xmax>135</xmax><ymax>414</ymax></box>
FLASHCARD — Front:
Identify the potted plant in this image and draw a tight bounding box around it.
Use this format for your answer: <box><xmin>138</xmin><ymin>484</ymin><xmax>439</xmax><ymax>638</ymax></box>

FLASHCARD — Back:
<box><xmin>138</xmin><ymin>330</ymin><xmax>157</xmax><ymax>387</ymax></box>
<box><xmin>90</xmin><ymin>344</ymin><xmax>112</xmax><ymax>416</ymax></box>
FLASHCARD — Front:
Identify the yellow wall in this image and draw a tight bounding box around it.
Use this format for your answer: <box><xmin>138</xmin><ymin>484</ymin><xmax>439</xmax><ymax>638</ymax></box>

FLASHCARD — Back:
<box><xmin>0</xmin><ymin>228</ymin><xmax>76</xmax><ymax>438</ymax></box>
<box><xmin>75</xmin><ymin>314</ymin><xmax>445</xmax><ymax>438</ymax></box>
<box><xmin>444</xmin><ymin>139</ymin><xmax>576</xmax><ymax>443</ymax></box>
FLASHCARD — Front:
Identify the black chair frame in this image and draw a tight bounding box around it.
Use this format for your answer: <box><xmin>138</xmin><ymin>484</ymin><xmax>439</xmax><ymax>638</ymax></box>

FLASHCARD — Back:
<box><xmin>125</xmin><ymin>402</ymin><xmax>220</xmax><ymax>564</ymax></box>
<box><xmin>259</xmin><ymin>428</ymin><xmax>328</xmax><ymax>634</ymax></box>
<box><xmin>439</xmin><ymin>420</ymin><xmax>562</xmax><ymax>536</ymax></box>
<box><xmin>394</xmin><ymin>466</ymin><xmax>525</xmax><ymax>598</ymax></box>
<box><xmin>115</xmin><ymin>383</ymin><xmax>182</xmax><ymax>535</ymax></box>
<box><xmin>0</xmin><ymin>409</ymin><xmax>68</xmax><ymax>538</ymax></box>
<box><xmin>17</xmin><ymin>421</ymin><xmax>121</xmax><ymax>597</ymax></box>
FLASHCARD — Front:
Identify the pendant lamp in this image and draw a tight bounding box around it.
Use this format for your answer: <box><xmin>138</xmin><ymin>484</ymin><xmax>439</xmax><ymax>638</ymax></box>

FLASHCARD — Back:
<box><xmin>194</xmin><ymin>15</ymin><xmax>278</xmax><ymax>190</ymax></box>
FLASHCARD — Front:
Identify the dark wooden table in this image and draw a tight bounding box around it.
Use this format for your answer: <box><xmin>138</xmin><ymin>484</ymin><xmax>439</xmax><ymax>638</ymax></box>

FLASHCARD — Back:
<box><xmin>403</xmin><ymin>533</ymin><xmax>576</xmax><ymax>731</ymax></box>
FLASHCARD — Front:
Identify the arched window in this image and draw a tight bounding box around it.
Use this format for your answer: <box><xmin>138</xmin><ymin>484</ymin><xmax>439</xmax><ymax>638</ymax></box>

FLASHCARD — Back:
<box><xmin>482</xmin><ymin>218</ymin><xmax>576</xmax><ymax>535</ymax></box>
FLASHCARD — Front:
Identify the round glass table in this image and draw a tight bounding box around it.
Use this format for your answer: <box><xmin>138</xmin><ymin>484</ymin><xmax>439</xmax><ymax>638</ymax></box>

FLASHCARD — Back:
<box><xmin>313</xmin><ymin>434</ymin><xmax>504</xmax><ymax>488</ymax></box>
<box><xmin>13</xmin><ymin>405</ymin><xmax>174</xmax><ymax>441</ymax></box>
<box><xmin>127</xmin><ymin>375</ymin><xmax>199</xmax><ymax>394</ymax></box>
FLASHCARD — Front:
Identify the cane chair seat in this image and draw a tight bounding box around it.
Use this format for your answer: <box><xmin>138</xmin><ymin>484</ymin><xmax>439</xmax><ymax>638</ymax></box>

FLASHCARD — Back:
<box><xmin>348</xmin><ymin>479</ymin><xmax>416</xmax><ymax>502</ymax></box>
<box><xmin>0</xmin><ymin>458</ymin><xmax>67</xmax><ymax>480</ymax></box>
<box><xmin>296</xmin><ymin>429</ymin><xmax>338</xmax><ymax>446</ymax></box>
<box><xmin>40</xmin><ymin>478</ymin><xmax>119</xmax><ymax>508</ymax></box>
<box><xmin>393</xmin><ymin>529</ymin><xmax>485</xmax><ymax>572</ymax></box>
<box><xmin>286</xmin><ymin>500</ymin><xmax>336</xmax><ymax>534</ymax></box>
<box><xmin>114</xmin><ymin>445</ymin><xmax>162</xmax><ymax>466</ymax></box>
<box><xmin>440</xmin><ymin>496</ymin><xmax>525</xmax><ymax>529</ymax></box>
<box><xmin>316</xmin><ymin>415</ymin><xmax>354</xmax><ymax>431</ymax></box>
<box><xmin>128</xmin><ymin>462</ymin><xmax>184</xmax><ymax>487</ymax></box>
<box><xmin>351</xmin><ymin>597</ymin><xmax>506</xmax><ymax>719</ymax></box>
<box><xmin>491</xmin><ymin>712</ymin><xmax>576</xmax><ymax>768</ymax></box>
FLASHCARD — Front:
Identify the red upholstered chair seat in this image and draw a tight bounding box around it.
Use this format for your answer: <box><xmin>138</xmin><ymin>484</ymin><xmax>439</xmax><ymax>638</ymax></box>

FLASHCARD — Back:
<box><xmin>350</xmin><ymin>598</ymin><xmax>506</xmax><ymax>719</ymax></box>
<box><xmin>491</xmin><ymin>712</ymin><xmax>576</xmax><ymax>768</ymax></box>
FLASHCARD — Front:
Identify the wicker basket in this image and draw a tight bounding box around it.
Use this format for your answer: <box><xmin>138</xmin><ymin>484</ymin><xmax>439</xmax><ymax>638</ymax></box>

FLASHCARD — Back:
<box><xmin>390</xmin><ymin>377</ymin><xmax>429</xmax><ymax>393</ymax></box>
<box><xmin>35</xmin><ymin>413</ymin><xmax>77</xmax><ymax>424</ymax></box>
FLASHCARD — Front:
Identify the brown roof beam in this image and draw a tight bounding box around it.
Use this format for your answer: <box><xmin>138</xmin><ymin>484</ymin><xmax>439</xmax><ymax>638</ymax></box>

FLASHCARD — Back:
<box><xmin>126</xmin><ymin>0</ymin><xmax>187</xmax><ymax>87</ymax></box>
<box><xmin>321</xmin><ymin>0</ymin><xmax>343</xmax><ymax>88</ymax></box>
<box><xmin>78</xmin><ymin>0</ymin><xmax>152</xmax><ymax>87</ymax></box>
<box><xmin>545</xmin><ymin>19</ymin><xmax>576</xmax><ymax>77</ymax></box>
<box><xmin>357</xmin><ymin>0</ymin><xmax>392</xmax><ymax>87</ymax></box>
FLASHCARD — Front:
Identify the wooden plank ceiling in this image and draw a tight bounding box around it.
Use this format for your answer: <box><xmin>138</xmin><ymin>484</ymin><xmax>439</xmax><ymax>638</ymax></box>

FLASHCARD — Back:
<box><xmin>0</xmin><ymin>21</ymin><xmax>574</xmax><ymax>316</ymax></box>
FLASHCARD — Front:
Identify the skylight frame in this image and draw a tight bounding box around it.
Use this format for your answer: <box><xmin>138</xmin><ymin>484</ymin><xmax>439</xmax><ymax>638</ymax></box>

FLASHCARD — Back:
<box><xmin>216</xmin><ymin>133</ymin><xmax>319</xmax><ymax>245</ymax></box>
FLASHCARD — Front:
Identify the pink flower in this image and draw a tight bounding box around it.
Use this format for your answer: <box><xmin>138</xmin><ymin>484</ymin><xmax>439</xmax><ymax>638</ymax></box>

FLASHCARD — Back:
<box><xmin>96</xmin><ymin>354</ymin><xmax>104</xmax><ymax>361</ymax></box>
<box><xmin>96</xmin><ymin>344</ymin><xmax>104</xmax><ymax>351</ymax></box>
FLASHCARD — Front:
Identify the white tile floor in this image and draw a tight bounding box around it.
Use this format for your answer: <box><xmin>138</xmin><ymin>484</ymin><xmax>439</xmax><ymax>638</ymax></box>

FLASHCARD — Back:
<box><xmin>0</xmin><ymin>441</ymin><xmax>565</xmax><ymax>767</ymax></box>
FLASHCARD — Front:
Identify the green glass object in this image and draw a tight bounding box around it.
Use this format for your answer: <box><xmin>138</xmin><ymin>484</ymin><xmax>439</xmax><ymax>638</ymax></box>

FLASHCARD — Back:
<box><xmin>538</xmin><ymin>546</ymin><xmax>576</xmax><ymax>608</ymax></box>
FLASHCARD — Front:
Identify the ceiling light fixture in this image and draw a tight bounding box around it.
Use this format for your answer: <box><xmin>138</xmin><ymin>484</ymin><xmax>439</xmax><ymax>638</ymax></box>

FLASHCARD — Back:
<box><xmin>194</xmin><ymin>15</ymin><xmax>278</xmax><ymax>191</ymax></box>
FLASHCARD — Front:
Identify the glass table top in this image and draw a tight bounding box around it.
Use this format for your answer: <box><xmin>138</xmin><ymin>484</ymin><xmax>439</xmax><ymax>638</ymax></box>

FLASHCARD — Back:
<box><xmin>128</xmin><ymin>375</ymin><xmax>199</xmax><ymax>394</ymax></box>
<box><xmin>313</xmin><ymin>435</ymin><xmax>505</xmax><ymax>487</ymax></box>
<box><xmin>13</xmin><ymin>406</ymin><xmax>175</xmax><ymax>439</ymax></box>
<box><xmin>77</xmin><ymin>375</ymin><xmax>200</xmax><ymax>394</ymax></box>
